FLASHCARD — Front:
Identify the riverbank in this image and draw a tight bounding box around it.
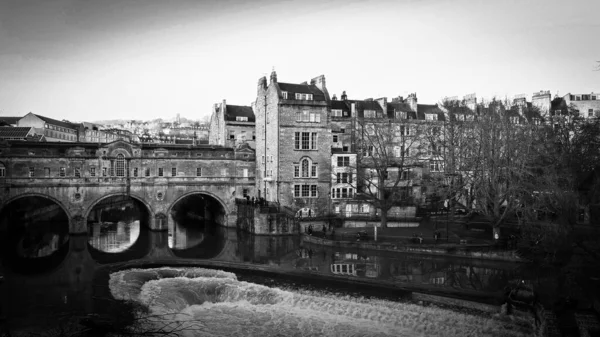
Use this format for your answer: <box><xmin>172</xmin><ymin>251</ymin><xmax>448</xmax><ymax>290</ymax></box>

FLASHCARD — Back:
<box><xmin>302</xmin><ymin>234</ymin><xmax>527</xmax><ymax>263</ymax></box>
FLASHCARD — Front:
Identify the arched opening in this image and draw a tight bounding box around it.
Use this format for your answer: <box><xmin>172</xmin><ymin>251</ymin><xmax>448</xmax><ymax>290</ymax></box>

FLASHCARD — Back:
<box><xmin>296</xmin><ymin>207</ymin><xmax>315</xmax><ymax>218</ymax></box>
<box><xmin>86</xmin><ymin>195</ymin><xmax>151</xmax><ymax>264</ymax></box>
<box><xmin>0</xmin><ymin>196</ymin><xmax>70</xmax><ymax>275</ymax></box>
<box><xmin>168</xmin><ymin>193</ymin><xmax>227</xmax><ymax>258</ymax></box>
<box><xmin>115</xmin><ymin>154</ymin><xmax>126</xmax><ymax>177</ymax></box>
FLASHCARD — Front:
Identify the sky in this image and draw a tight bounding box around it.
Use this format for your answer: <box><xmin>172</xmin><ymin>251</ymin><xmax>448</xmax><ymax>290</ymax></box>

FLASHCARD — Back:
<box><xmin>1</xmin><ymin>0</ymin><xmax>599</xmax><ymax>122</ymax></box>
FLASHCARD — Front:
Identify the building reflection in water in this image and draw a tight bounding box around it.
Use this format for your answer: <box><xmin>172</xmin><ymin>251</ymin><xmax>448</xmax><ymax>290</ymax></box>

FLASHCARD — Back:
<box><xmin>168</xmin><ymin>219</ymin><xmax>205</xmax><ymax>250</ymax></box>
<box><xmin>88</xmin><ymin>221</ymin><xmax>140</xmax><ymax>253</ymax></box>
<box><xmin>17</xmin><ymin>231</ymin><xmax>68</xmax><ymax>258</ymax></box>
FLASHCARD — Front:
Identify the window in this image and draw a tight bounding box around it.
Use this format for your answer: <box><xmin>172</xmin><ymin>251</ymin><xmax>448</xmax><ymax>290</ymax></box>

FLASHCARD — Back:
<box><xmin>296</xmin><ymin>111</ymin><xmax>320</xmax><ymax>123</ymax></box>
<box><xmin>196</xmin><ymin>167</ymin><xmax>202</xmax><ymax>176</ymax></box>
<box><xmin>394</xmin><ymin>147</ymin><xmax>401</xmax><ymax>158</ymax></box>
<box><xmin>363</xmin><ymin>145</ymin><xmax>374</xmax><ymax>157</ymax></box>
<box><xmin>332</xmin><ymin>109</ymin><xmax>343</xmax><ymax>117</ymax></box>
<box><xmin>102</xmin><ymin>167</ymin><xmax>107</xmax><ymax>176</ymax></box>
<box><xmin>74</xmin><ymin>167</ymin><xmax>81</xmax><ymax>178</ymax></box>
<box><xmin>236</xmin><ymin>116</ymin><xmax>248</xmax><ymax>121</ymax></box>
<box><xmin>430</xmin><ymin>160</ymin><xmax>443</xmax><ymax>172</ymax></box>
<box><xmin>29</xmin><ymin>167</ymin><xmax>35</xmax><ymax>178</ymax></box>
<box><xmin>0</xmin><ymin>166</ymin><xmax>6</xmax><ymax>177</ymax></box>
<box><xmin>589</xmin><ymin>109</ymin><xmax>594</xmax><ymax>117</ymax></box>
<box><xmin>221</xmin><ymin>168</ymin><xmax>228</xmax><ymax>176</ymax></box>
<box><xmin>402</xmin><ymin>146</ymin><xmax>410</xmax><ymax>157</ymax></box>
<box><xmin>116</xmin><ymin>154</ymin><xmax>125</xmax><ymax>177</ymax></box>
<box><xmin>133</xmin><ymin>168</ymin><xmax>138</xmax><ymax>177</ymax></box>
<box><xmin>428</xmin><ymin>144</ymin><xmax>440</xmax><ymax>156</ymax></box>
<box><xmin>333</xmin><ymin>135</ymin><xmax>338</xmax><ymax>142</ymax></box>
<box><xmin>361</xmin><ymin>204</ymin><xmax>370</xmax><ymax>214</ymax></box>
<box><xmin>44</xmin><ymin>167</ymin><xmax>50</xmax><ymax>177</ymax></box>
<box><xmin>171</xmin><ymin>167</ymin><xmax>177</xmax><ymax>177</ymax></box>
<box><xmin>243</xmin><ymin>189</ymin><xmax>249</xmax><ymax>197</ymax></box>
<box><xmin>158</xmin><ymin>168</ymin><xmax>164</xmax><ymax>177</ymax></box>
<box><xmin>294</xmin><ymin>132</ymin><xmax>318</xmax><ymax>150</ymax></box>
<box><xmin>395</xmin><ymin>111</ymin><xmax>407</xmax><ymax>119</ymax></box>
<box><xmin>582</xmin><ymin>95</ymin><xmax>590</xmax><ymax>100</ymax></box>
<box><xmin>282</xmin><ymin>91</ymin><xmax>288</xmax><ymax>99</ymax></box>
<box><xmin>301</xmin><ymin>159</ymin><xmax>309</xmax><ymax>177</ymax></box>
<box><xmin>336</xmin><ymin>173</ymin><xmax>352</xmax><ymax>183</ymax></box>
<box><xmin>229</xmin><ymin>132</ymin><xmax>235</xmax><ymax>140</ymax></box>
<box><xmin>242</xmin><ymin>168</ymin><xmax>248</xmax><ymax>177</ymax></box>
<box><xmin>295</xmin><ymin>93</ymin><xmax>313</xmax><ymax>100</ymax></box>
<box><xmin>60</xmin><ymin>167</ymin><xmax>66</xmax><ymax>177</ymax></box>
<box><xmin>400</xmin><ymin>169</ymin><xmax>411</xmax><ymax>180</ymax></box>
<box><xmin>426</xmin><ymin>114</ymin><xmax>438</xmax><ymax>121</ymax></box>
<box><xmin>294</xmin><ymin>184</ymin><xmax>318</xmax><ymax>198</ymax></box>
<box><xmin>510</xmin><ymin>116</ymin><xmax>519</xmax><ymax>124</ymax></box>
<box><xmin>592</xmin><ymin>96</ymin><xmax>597</xmax><ymax>100</ymax></box>
<box><xmin>145</xmin><ymin>168</ymin><xmax>151</xmax><ymax>177</ymax></box>
<box><xmin>400</xmin><ymin>125</ymin><xmax>410</xmax><ymax>136</ymax></box>
<box><xmin>364</xmin><ymin>110</ymin><xmax>376</xmax><ymax>118</ymax></box>
<box><xmin>294</xmin><ymin>165</ymin><xmax>299</xmax><ymax>178</ymax></box>
<box><xmin>337</xmin><ymin>156</ymin><xmax>350</xmax><ymax>167</ymax></box>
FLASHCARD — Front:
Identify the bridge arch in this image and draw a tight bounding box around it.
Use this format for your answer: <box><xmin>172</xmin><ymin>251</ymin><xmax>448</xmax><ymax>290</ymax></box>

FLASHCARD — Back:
<box><xmin>84</xmin><ymin>192</ymin><xmax>155</xmax><ymax>224</ymax></box>
<box><xmin>0</xmin><ymin>193</ymin><xmax>73</xmax><ymax>225</ymax></box>
<box><xmin>168</xmin><ymin>191</ymin><xmax>230</xmax><ymax>217</ymax></box>
<box><xmin>0</xmin><ymin>193</ymin><xmax>71</xmax><ymax>275</ymax></box>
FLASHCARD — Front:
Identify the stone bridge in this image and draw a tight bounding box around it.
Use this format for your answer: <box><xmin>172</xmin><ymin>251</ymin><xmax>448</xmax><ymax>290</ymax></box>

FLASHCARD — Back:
<box><xmin>0</xmin><ymin>140</ymin><xmax>256</xmax><ymax>233</ymax></box>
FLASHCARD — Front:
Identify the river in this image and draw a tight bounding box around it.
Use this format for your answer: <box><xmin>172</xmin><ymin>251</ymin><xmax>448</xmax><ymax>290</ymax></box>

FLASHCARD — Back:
<box><xmin>0</xmin><ymin>213</ymin><xmax>546</xmax><ymax>336</ymax></box>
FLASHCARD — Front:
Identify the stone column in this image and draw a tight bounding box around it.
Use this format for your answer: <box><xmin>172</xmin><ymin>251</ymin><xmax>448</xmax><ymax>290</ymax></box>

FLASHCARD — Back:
<box><xmin>70</xmin><ymin>214</ymin><xmax>87</xmax><ymax>234</ymax></box>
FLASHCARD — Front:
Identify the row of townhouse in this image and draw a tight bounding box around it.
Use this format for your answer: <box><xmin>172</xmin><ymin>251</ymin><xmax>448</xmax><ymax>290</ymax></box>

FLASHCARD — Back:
<box><xmin>0</xmin><ymin>113</ymin><xmax>134</xmax><ymax>143</ymax></box>
<box><xmin>209</xmin><ymin>71</ymin><xmax>598</xmax><ymax>220</ymax></box>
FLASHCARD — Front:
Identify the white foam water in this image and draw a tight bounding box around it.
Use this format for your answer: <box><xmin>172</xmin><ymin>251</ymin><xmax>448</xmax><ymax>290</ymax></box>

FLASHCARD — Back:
<box><xmin>109</xmin><ymin>267</ymin><xmax>534</xmax><ymax>337</ymax></box>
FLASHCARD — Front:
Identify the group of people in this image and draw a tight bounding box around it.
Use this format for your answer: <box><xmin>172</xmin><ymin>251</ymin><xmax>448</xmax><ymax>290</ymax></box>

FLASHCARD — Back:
<box><xmin>244</xmin><ymin>195</ymin><xmax>267</xmax><ymax>207</ymax></box>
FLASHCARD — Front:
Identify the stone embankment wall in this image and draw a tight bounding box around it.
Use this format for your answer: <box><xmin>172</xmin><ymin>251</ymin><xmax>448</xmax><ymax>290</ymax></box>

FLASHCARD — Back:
<box><xmin>236</xmin><ymin>201</ymin><xmax>299</xmax><ymax>235</ymax></box>
<box><xmin>303</xmin><ymin>235</ymin><xmax>526</xmax><ymax>262</ymax></box>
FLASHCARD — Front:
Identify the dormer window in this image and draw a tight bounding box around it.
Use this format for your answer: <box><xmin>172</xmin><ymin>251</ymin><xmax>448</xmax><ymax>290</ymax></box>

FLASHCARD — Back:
<box><xmin>282</xmin><ymin>91</ymin><xmax>288</xmax><ymax>99</ymax></box>
<box><xmin>332</xmin><ymin>109</ymin><xmax>343</xmax><ymax>117</ymax></box>
<box><xmin>236</xmin><ymin>116</ymin><xmax>248</xmax><ymax>122</ymax></box>
<box><xmin>425</xmin><ymin>114</ymin><xmax>438</xmax><ymax>121</ymax></box>
<box><xmin>395</xmin><ymin>111</ymin><xmax>407</xmax><ymax>119</ymax></box>
<box><xmin>364</xmin><ymin>110</ymin><xmax>376</xmax><ymax>118</ymax></box>
<box><xmin>295</xmin><ymin>93</ymin><xmax>313</xmax><ymax>100</ymax></box>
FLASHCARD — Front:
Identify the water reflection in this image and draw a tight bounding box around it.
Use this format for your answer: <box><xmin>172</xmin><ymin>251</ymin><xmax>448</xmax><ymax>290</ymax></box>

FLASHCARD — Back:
<box><xmin>168</xmin><ymin>220</ymin><xmax>205</xmax><ymax>250</ymax></box>
<box><xmin>88</xmin><ymin>221</ymin><xmax>141</xmax><ymax>253</ymax></box>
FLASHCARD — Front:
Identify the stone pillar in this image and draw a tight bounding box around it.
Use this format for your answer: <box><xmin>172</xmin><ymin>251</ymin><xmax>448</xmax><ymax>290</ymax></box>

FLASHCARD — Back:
<box><xmin>70</xmin><ymin>215</ymin><xmax>87</xmax><ymax>234</ymax></box>
<box><xmin>150</xmin><ymin>213</ymin><xmax>168</xmax><ymax>231</ymax></box>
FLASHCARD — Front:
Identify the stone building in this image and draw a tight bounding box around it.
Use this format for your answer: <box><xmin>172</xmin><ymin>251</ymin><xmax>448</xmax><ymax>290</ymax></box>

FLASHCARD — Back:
<box><xmin>562</xmin><ymin>92</ymin><xmax>600</xmax><ymax>118</ymax></box>
<box><xmin>254</xmin><ymin>71</ymin><xmax>332</xmax><ymax>216</ymax></box>
<box><xmin>17</xmin><ymin>113</ymin><xmax>81</xmax><ymax>142</ymax></box>
<box><xmin>209</xmin><ymin>100</ymin><xmax>256</xmax><ymax>149</ymax></box>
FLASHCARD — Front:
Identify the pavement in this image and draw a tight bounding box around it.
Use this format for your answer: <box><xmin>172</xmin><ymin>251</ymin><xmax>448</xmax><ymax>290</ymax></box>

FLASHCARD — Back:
<box><xmin>313</xmin><ymin>214</ymin><xmax>496</xmax><ymax>246</ymax></box>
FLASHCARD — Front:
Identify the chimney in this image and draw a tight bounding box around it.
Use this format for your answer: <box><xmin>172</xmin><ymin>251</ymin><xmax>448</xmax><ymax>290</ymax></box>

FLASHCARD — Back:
<box><xmin>332</xmin><ymin>94</ymin><xmax>338</xmax><ymax>100</ymax></box>
<box><xmin>311</xmin><ymin>74</ymin><xmax>330</xmax><ymax>101</ymax></box>
<box><xmin>407</xmin><ymin>93</ymin><xmax>418</xmax><ymax>112</ymax></box>
<box><xmin>341</xmin><ymin>91</ymin><xmax>347</xmax><ymax>101</ymax></box>
<box><xmin>257</xmin><ymin>76</ymin><xmax>267</xmax><ymax>93</ymax></box>
<box><xmin>270</xmin><ymin>70</ymin><xmax>277</xmax><ymax>84</ymax></box>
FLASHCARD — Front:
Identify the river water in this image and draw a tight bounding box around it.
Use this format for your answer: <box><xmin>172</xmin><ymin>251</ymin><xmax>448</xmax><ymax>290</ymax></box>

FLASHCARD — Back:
<box><xmin>1</xmin><ymin>213</ymin><xmax>545</xmax><ymax>336</ymax></box>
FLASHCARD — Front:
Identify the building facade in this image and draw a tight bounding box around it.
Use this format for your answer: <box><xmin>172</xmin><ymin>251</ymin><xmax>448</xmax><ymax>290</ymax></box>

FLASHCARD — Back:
<box><xmin>209</xmin><ymin>100</ymin><xmax>256</xmax><ymax>149</ymax></box>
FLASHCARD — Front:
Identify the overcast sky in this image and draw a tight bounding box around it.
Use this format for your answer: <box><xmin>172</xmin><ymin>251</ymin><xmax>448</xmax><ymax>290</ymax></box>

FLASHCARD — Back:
<box><xmin>1</xmin><ymin>0</ymin><xmax>599</xmax><ymax>122</ymax></box>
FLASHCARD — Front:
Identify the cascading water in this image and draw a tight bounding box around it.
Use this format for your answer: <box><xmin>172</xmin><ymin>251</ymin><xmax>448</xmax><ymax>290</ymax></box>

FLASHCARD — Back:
<box><xmin>110</xmin><ymin>267</ymin><xmax>534</xmax><ymax>337</ymax></box>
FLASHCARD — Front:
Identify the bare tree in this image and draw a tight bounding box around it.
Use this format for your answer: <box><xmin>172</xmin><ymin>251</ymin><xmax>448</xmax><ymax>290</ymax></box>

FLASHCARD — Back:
<box><xmin>353</xmin><ymin>117</ymin><xmax>428</xmax><ymax>228</ymax></box>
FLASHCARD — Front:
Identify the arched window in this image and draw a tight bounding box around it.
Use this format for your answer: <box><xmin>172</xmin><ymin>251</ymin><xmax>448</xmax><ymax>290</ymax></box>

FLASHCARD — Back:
<box><xmin>301</xmin><ymin>159</ymin><xmax>309</xmax><ymax>177</ymax></box>
<box><xmin>116</xmin><ymin>154</ymin><xmax>126</xmax><ymax>177</ymax></box>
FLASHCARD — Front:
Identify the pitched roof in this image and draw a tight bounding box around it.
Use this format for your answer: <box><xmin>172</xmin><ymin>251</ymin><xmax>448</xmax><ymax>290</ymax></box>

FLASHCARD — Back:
<box><xmin>0</xmin><ymin>117</ymin><xmax>21</xmax><ymax>125</ymax></box>
<box><xmin>331</xmin><ymin>100</ymin><xmax>351</xmax><ymax>111</ymax></box>
<box><xmin>278</xmin><ymin>82</ymin><xmax>326</xmax><ymax>101</ymax></box>
<box><xmin>34</xmin><ymin>114</ymin><xmax>78</xmax><ymax>129</ymax></box>
<box><xmin>225</xmin><ymin>105</ymin><xmax>255</xmax><ymax>122</ymax></box>
<box><xmin>418</xmin><ymin>104</ymin><xmax>445</xmax><ymax>121</ymax></box>
<box><xmin>0</xmin><ymin>127</ymin><xmax>33</xmax><ymax>139</ymax></box>
<box><xmin>387</xmin><ymin>102</ymin><xmax>417</xmax><ymax>119</ymax></box>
